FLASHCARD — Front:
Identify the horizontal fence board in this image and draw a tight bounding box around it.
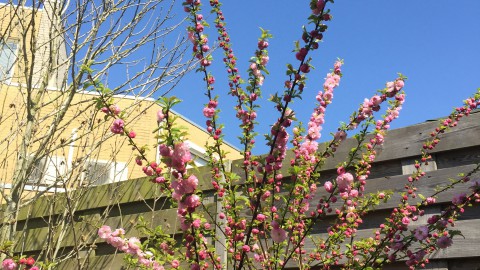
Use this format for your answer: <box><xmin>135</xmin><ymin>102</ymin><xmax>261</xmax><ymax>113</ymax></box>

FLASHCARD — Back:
<box><xmin>55</xmin><ymin>253</ymin><xmax>127</xmax><ymax>270</ymax></box>
<box><xmin>448</xmin><ymin>257</ymin><xmax>480</xmax><ymax>270</ymax></box>
<box><xmin>436</xmin><ymin>145</ymin><xmax>480</xmax><ymax>169</ymax></box>
<box><xmin>7</xmin><ymin>165</ymin><xmax>214</xmax><ymax>221</ymax></box>
<box><xmin>13</xmin><ymin>202</ymin><xmax>218</xmax><ymax>252</ymax></box>
<box><xmin>231</xmin><ymin>111</ymin><xmax>480</xmax><ymax>178</ymax></box>
<box><xmin>308</xmin><ymin>164</ymin><xmax>479</xmax><ymax>214</ymax></box>
<box><xmin>282</xmin><ymin>219</ymin><xmax>480</xmax><ymax>269</ymax></box>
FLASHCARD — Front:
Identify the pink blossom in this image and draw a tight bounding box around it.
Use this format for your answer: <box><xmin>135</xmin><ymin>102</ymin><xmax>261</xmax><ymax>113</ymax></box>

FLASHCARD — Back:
<box><xmin>270</xmin><ymin>221</ymin><xmax>287</xmax><ymax>243</ymax></box>
<box><xmin>386</xmin><ymin>81</ymin><xmax>395</xmax><ymax>93</ymax></box>
<box><xmin>258</xmin><ymin>40</ymin><xmax>268</xmax><ymax>49</ymax></box>
<box><xmin>126</xmin><ymin>237</ymin><xmax>142</xmax><ymax>254</ymax></box>
<box><xmin>336</xmin><ymin>172</ymin><xmax>354</xmax><ymax>192</ymax></box>
<box><xmin>258</xmin><ymin>76</ymin><xmax>265</xmax><ymax>85</ymax></box>
<box><xmin>171</xmin><ymin>259</ymin><xmax>180</xmax><ymax>268</ymax></box>
<box><xmin>256</xmin><ymin>213</ymin><xmax>266</xmax><ymax>222</ymax></box>
<box><xmin>192</xmin><ymin>219</ymin><xmax>201</xmax><ymax>229</ymax></box>
<box><xmin>155</xmin><ymin>176</ymin><xmax>165</xmax><ymax>183</ymax></box>
<box><xmin>195</xmin><ymin>23</ymin><xmax>204</xmax><ymax>32</ymax></box>
<box><xmin>187</xmin><ymin>31</ymin><xmax>195</xmax><ymax>43</ymax></box>
<box><xmin>324</xmin><ymin>181</ymin><xmax>334</xmax><ymax>193</ymax></box>
<box><xmin>203</xmin><ymin>107</ymin><xmax>215</xmax><ymax>118</ymax></box>
<box><xmin>171</xmin><ymin>142</ymin><xmax>192</xmax><ymax>171</ymax></box>
<box><xmin>159</xmin><ymin>144</ymin><xmax>173</xmax><ymax>157</ymax></box>
<box><xmin>426</xmin><ymin>197</ymin><xmax>436</xmax><ymax>205</ymax></box>
<box><xmin>401</xmin><ymin>216</ymin><xmax>410</xmax><ymax>225</ymax></box>
<box><xmin>110</xmin><ymin>119</ymin><xmax>125</xmax><ymax>134</ymax></box>
<box><xmin>98</xmin><ymin>225</ymin><xmax>112</xmax><ymax>239</ymax></box>
<box><xmin>452</xmin><ymin>193</ymin><xmax>467</xmax><ymax>205</ymax></box>
<box><xmin>2</xmin><ymin>259</ymin><xmax>17</xmax><ymax>270</ymax></box>
<box><xmin>183</xmin><ymin>194</ymin><xmax>201</xmax><ymax>211</ymax></box>
<box><xmin>370</xmin><ymin>95</ymin><xmax>382</xmax><ymax>106</ymax></box>
<box><xmin>157</xmin><ymin>110</ymin><xmax>165</xmax><ymax>122</ymax></box>
<box><xmin>395</xmin><ymin>79</ymin><xmax>405</xmax><ymax>90</ymax></box>
<box><xmin>414</xmin><ymin>226</ymin><xmax>429</xmax><ymax>241</ymax></box>
<box><xmin>436</xmin><ymin>236</ymin><xmax>453</xmax><ymax>249</ymax></box>
<box><xmin>261</xmin><ymin>56</ymin><xmax>269</xmax><ymax>65</ymax></box>
<box><xmin>111</xmin><ymin>228</ymin><xmax>125</xmax><ymax>237</ymax></box>
<box><xmin>184</xmin><ymin>175</ymin><xmax>199</xmax><ymax>193</ymax></box>
<box><xmin>108</xmin><ymin>236</ymin><xmax>125</xmax><ymax>249</ymax></box>
<box><xmin>110</xmin><ymin>104</ymin><xmax>121</xmax><ymax>115</ymax></box>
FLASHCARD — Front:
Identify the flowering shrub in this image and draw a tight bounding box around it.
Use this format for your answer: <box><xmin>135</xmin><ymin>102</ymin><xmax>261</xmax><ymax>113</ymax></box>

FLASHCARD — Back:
<box><xmin>3</xmin><ymin>0</ymin><xmax>479</xmax><ymax>269</ymax></box>
<box><xmin>0</xmin><ymin>256</ymin><xmax>38</xmax><ymax>270</ymax></box>
<box><xmin>92</xmin><ymin>0</ymin><xmax>480</xmax><ymax>269</ymax></box>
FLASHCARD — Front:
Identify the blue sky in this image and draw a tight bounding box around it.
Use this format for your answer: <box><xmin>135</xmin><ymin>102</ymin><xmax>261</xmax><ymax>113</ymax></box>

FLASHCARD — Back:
<box><xmin>170</xmin><ymin>1</ymin><xmax>480</xmax><ymax>154</ymax></box>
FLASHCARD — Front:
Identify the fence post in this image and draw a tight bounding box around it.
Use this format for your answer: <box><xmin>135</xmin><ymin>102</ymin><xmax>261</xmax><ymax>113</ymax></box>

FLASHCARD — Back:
<box><xmin>215</xmin><ymin>160</ymin><xmax>230</xmax><ymax>269</ymax></box>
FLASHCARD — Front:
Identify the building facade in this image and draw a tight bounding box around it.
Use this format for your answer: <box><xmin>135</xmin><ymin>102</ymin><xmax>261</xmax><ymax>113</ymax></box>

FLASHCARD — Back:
<box><xmin>0</xmin><ymin>2</ymin><xmax>241</xmax><ymax>199</ymax></box>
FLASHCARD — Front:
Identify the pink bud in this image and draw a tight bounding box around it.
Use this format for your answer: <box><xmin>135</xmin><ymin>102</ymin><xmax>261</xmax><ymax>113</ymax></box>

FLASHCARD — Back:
<box><xmin>157</xmin><ymin>110</ymin><xmax>165</xmax><ymax>122</ymax></box>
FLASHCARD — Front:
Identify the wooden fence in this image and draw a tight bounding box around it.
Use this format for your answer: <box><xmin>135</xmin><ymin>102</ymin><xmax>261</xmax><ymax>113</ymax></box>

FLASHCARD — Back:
<box><xmin>2</xmin><ymin>111</ymin><xmax>480</xmax><ymax>269</ymax></box>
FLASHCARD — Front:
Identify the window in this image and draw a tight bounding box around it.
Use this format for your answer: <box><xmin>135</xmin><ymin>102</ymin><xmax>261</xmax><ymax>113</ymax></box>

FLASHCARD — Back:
<box><xmin>28</xmin><ymin>156</ymin><xmax>66</xmax><ymax>186</ymax></box>
<box><xmin>185</xmin><ymin>140</ymin><xmax>209</xmax><ymax>168</ymax></box>
<box><xmin>191</xmin><ymin>152</ymin><xmax>208</xmax><ymax>167</ymax></box>
<box><xmin>0</xmin><ymin>41</ymin><xmax>18</xmax><ymax>81</ymax></box>
<box><xmin>82</xmin><ymin>161</ymin><xmax>128</xmax><ymax>186</ymax></box>
<box><xmin>83</xmin><ymin>161</ymin><xmax>111</xmax><ymax>186</ymax></box>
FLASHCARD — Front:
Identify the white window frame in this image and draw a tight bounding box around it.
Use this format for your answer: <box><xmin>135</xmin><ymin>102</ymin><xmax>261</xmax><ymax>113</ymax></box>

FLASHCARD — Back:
<box><xmin>27</xmin><ymin>155</ymin><xmax>66</xmax><ymax>187</ymax></box>
<box><xmin>0</xmin><ymin>39</ymin><xmax>19</xmax><ymax>84</ymax></box>
<box><xmin>186</xmin><ymin>140</ymin><xmax>209</xmax><ymax>168</ymax></box>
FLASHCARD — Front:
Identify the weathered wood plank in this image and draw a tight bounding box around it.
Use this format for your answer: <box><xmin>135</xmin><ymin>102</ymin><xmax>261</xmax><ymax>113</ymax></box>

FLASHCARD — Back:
<box><xmin>436</xmin><ymin>145</ymin><xmax>480</xmax><ymax>169</ymax></box>
<box><xmin>13</xmin><ymin>208</ymin><xmax>179</xmax><ymax>252</ymax></box>
<box><xmin>232</xmin><ymin>111</ymin><xmax>480</xmax><ymax>178</ymax></box>
<box><xmin>281</xmin><ymin>219</ymin><xmax>480</xmax><ymax>269</ymax></box>
<box><xmin>55</xmin><ymin>253</ymin><xmax>128</xmax><ymax>270</ymax></box>
<box><xmin>13</xmin><ymin>196</ymin><xmax>218</xmax><ymax>253</ymax></box>
<box><xmin>448</xmin><ymin>257</ymin><xmax>480</xmax><ymax>270</ymax></box>
<box><xmin>7</xmin><ymin>165</ymin><xmax>214</xmax><ymax>221</ymax></box>
<box><xmin>306</xmin><ymin>164</ymin><xmax>479</xmax><ymax>214</ymax></box>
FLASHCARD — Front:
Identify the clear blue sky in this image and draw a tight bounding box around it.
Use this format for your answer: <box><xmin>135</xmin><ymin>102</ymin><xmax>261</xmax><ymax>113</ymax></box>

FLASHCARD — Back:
<box><xmin>170</xmin><ymin>1</ymin><xmax>480</xmax><ymax>154</ymax></box>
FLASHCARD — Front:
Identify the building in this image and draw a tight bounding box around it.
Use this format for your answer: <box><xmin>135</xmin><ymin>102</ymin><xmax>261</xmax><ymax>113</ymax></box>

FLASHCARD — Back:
<box><xmin>0</xmin><ymin>1</ymin><xmax>241</xmax><ymax>198</ymax></box>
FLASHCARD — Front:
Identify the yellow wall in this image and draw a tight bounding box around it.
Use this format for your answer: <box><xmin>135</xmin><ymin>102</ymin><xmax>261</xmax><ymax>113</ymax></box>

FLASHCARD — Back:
<box><xmin>0</xmin><ymin>4</ymin><xmax>241</xmax><ymax>199</ymax></box>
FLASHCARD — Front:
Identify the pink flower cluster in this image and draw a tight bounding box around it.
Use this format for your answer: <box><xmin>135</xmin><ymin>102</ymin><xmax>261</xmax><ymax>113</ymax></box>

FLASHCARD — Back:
<box><xmin>250</xmin><ymin>61</ymin><xmax>265</xmax><ymax>86</ymax></box>
<box><xmin>297</xmin><ymin>61</ymin><xmax>342</xmax><ymax>162</ymax></box>
<box><xmin>265</xmin><ymin>124</ymin><xmax>289</xmax><ymax>174</ymax></box>
<box><xmin>2</xmin><ymin>259</ymin><xmax>16</xmax><ymax>270</ymax></box>
<box><xmin>203</xmin><ymin>99</ymin><xmax>217</xmax><ymax>118</ymax></box>
<box><xmin>101</xmin><ymin>104</ymin><xmax>121</xmax><ymax>115</ymax></box>
<box><xmin>336</xmin><ymin>169</ymin><xmax>354</xmax><ymax>193</ymax></box>
<box><xmin>159</xmin><ymin>142</ymin><xmax>192</xmax><ymax>173</ymax></box>
<box><xmin>110</xmin><ymin>118</ymin><xmax>125</xmax><ymax>134</ymax></box>
<box><xmin>2</xmin><ymin>257</ymin><xmax>39</xmax><ymax>270</ymax></box>
<box><xmin>414</xmin><ymin>225</ymin><xmax>429</xmax><ymax>241</ymax></box>
<box><xmin>270</xmin><ymin>220</ymin><xmax>287</xmax><ymax>243</ymax></box>
<box><xmin>98</xmin><ymin>225</ymin><xmax>165</xmax><ymax>270</ymax></box>
<box><xmin>185</xmin><ymin>2</ymin><xmax>212</xmax><ymax>68</ymax></box>
<box><xmin>171</xmin><ymin>174</ymin><xmax>198</xmax><ymax>200</ymax></box>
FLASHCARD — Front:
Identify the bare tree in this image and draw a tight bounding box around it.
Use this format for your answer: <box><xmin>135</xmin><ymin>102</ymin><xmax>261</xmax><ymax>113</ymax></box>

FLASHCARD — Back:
<box><xmin>0</xmin><ymin>0</ymin><xmax>191</xmax><ymax>265</ymax></box>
